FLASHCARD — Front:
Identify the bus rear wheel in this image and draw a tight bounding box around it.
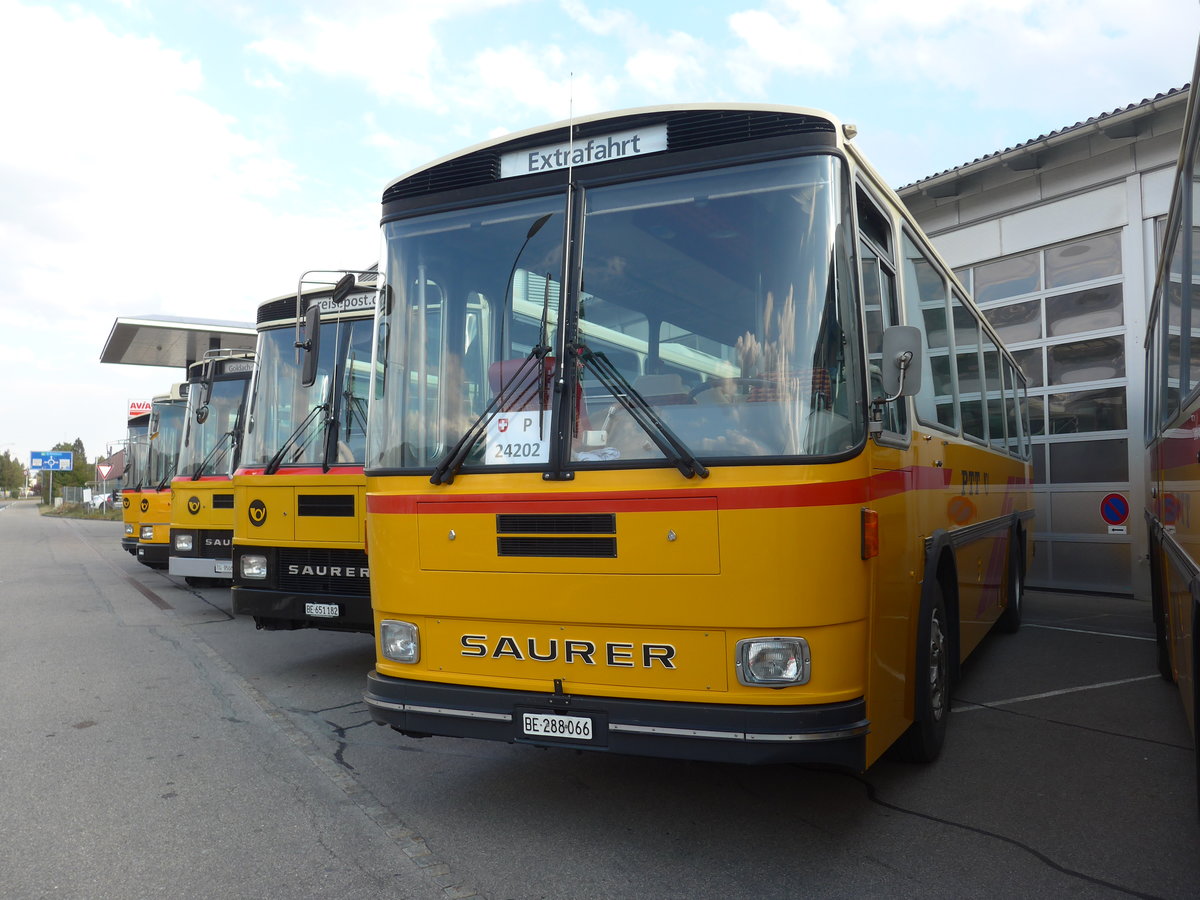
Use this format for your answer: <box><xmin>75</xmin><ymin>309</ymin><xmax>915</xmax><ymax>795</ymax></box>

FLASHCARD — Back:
<box><xmin>894</xmin><ymin>584</ymin><xmax>950</xmax><ymax>763</ymax></box>
<box><xmin>997</xmin><ymin>535</ymin><xmax>1024</xmax><ymax>634</ymax></box>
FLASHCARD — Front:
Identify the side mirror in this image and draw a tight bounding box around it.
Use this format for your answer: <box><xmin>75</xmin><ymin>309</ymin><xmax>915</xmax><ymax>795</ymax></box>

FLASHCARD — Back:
<box><xmin>301</xmin><ymin>304</ymin><xmax>322</xmax><ymax>387</ymax></box>
<box><xmin>201</xmin><ymin>359</ymin><xmax>216</xmax><ymax>406</ymax></box>
<box><xmin>332</xmin><ymin>273</ymin><xmax>356</xmax><ymax>305</ymax></box>
<box><xmin>880</xmin><ymin>325</ymin><xmax>922</xmax><ymax>399</ymax></box>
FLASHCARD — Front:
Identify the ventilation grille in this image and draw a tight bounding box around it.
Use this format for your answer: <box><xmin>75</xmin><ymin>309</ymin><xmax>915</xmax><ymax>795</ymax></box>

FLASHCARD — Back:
<box><xmin>666</xmin><ymin>110</ymin><xmax>835</xmax><ymax>152</ymax></box>
<box><xmin>277</xmin><ymin>548</ymin><xmax>370</xmax><ymax>596</ymax></box>
<box><xmin>198</xmin><ymin>531</ymin><xmax>234</xmax><ymax>559</ymax></box>
<box><xmin>384</xmin><ymin>152</ymin><xmax>502</xmax><ymax>200</ymax></box>
<box><xmin>496</xmin><ymin>513</ymin><xmax>615</xmax><ymax>534</ymax></box>
<box><xmin>498</xmin><ymin>536</ymin><xmax>617</xmax><ymax>558</ymax></box>
<box><xmin>495</xmin><ymin>513</ymin><xmax>617</xmax><ymax>558</ymax></box>
<box><xmin>298</xmin><ymin>494</ymin><xmax>355</xmax><ymax>517</ymax></box>
<box><xmin>383</xmin><ymin>110</ymin><xmax>835</xmax><ymax>202</ymax></box>
<box><xmin>212</xmin><ymin>494</ymin><xmax>234</xmax><ymax>509</ymax></box>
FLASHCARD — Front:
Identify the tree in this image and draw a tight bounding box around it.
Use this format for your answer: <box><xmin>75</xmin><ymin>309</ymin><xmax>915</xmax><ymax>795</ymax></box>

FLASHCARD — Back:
<box><xmin>0</xmin><ymin>451</ymin><xmax>24</xmax><ymax>496</ymax></box>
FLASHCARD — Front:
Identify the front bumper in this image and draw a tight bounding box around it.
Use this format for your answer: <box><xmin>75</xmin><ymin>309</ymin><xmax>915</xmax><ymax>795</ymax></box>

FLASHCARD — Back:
<box><xmin>136</xmin><ymin>543</ymin><xmax>169</xmax><ymax>569</ymax></box>
<box><xmin>365</xmin><ymin>672</ymin><xmax>869</xmax><ymax>768</ymax></box>
<box><xmin>169</xmin><ymin>556</ymin><xmax>233</xmax><ymax>579</ymax></box>
<box><xmin>231</xmin><ymin>586</ymin><xmax>373</xmax><ymax>633</ymax></box>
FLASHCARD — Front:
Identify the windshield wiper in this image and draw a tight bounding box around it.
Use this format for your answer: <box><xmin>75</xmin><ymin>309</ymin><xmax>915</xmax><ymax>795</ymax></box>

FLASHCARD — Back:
<box><xmin>430</xmin><ymin>348</ymin><xmax>551</xmax><ymax>485</ymax></box>
<box><xmin>264</xmin><ymin>403</ymin><xmax>329</xmax><ymax>475</ymax></box>
<box><xmin>575</xmin><ymin>345</ymin><xmax>708</xmax><ymax>479</ymax></box>
<box><xmin>192</xmin><ymin>431</ymin><xmax>234</xmax><ymax>480</ymax></box>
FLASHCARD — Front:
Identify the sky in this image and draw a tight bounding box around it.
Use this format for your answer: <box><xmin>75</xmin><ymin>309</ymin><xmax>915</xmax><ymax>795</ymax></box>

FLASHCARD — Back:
<box><xmin>1</xmin><ymin>0</ymin><xmax>1198</xmax><ymax>476</ymax></box>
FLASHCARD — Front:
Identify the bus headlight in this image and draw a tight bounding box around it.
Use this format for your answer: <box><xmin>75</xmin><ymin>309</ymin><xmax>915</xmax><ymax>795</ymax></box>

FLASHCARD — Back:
<box><xmin>240</xmin><ymin>554</ymin><xmax>267</xmax><ymax>579</ymax></box>
<box><xmin>140</xmin><ymin>525</ymin><xmax>155</xmax><ymax>541</ymax></box>
<box><xmin>174</xmin><ymin>533</ymin><xmax>194</xmax><ymax>552</ymax></box>
<box><xmin>124</xmin><ymin>524</ymin><xmax>135</xmax><ymax>536</ymax></box>
<box><xmin>735</xmin><ymin>637</ymin><xmax>811</xmax><ymax>687</ymax></box>
<box><xmin>380</xmin><ymin>620</ymin><xmax>419</xmax><ymax>663</ymax></box>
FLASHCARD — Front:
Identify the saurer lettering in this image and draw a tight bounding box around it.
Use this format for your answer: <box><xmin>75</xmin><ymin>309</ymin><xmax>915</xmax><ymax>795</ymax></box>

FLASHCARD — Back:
<box><xmin>286</xmin><ymin>565</ymin><xmax>369</xmax><ymax>578</ymax></box>
<box><xmin>460</xmin><ymin>634</ymin><xmax>676</xmax><ymax>668</ymax></box>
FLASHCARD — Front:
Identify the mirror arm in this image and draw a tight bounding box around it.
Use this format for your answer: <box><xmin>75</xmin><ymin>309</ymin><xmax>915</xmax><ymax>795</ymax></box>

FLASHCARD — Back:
<box><xmin>869</xmin><ymin>350</ymin><xmax>913</xmax><ymax>434</ymax></box>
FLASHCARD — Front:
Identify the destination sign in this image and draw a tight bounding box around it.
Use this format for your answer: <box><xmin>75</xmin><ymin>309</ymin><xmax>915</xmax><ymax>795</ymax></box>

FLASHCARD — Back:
<box><xmin>311</xmin><ymin>291</ymin><xmax>376</xmax><ymax>315</ymax></box>
<box><xmin>500</xmin><ymin>125</ymin><xmax>668</xmax><ymax>179</ymax></box>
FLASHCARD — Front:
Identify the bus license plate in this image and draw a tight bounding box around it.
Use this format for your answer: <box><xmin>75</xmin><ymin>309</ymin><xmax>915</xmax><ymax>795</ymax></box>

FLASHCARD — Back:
<box><xmin>305</xmin><ymin>602</ymin><xmax>339</xmax><ymax>618</ymax></box>
<box><xmin>521</xmin><ymin>712</ymin><xmax>594</xmax><ymax>742</ymax></box>
<box><xmin>214</xmin><ymin>561</ymin><xmax>232</xmax><ymax>575</ymax></box>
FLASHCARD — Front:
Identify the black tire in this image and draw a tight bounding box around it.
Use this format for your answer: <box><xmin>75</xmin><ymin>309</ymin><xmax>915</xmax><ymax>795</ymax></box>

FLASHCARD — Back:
<box><xmin>1148</xmin><ymin>533</ymin><xmax>1175</xmax><ymax>681</ymax></box>
<box><xmin>894</xmin><ymin>582</ymin><xmax>951</xmax><ymax>763</ymax></box>
<box><xmin>997</xmin><ymin>532</ymin><xmax>1023</xmax><ymax>634</ymax></box>
<box><xmin>1191</xmin><ymin>595</ymin><xmax>1199</xmax><ymax>819</ymax></box>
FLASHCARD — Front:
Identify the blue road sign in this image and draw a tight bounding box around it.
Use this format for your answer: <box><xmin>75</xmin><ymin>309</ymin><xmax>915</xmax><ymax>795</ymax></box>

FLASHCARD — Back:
<box><xmin>30</xmin><ymin>450</ymin><xmax>74</xmax><ymax>471</ymax></box>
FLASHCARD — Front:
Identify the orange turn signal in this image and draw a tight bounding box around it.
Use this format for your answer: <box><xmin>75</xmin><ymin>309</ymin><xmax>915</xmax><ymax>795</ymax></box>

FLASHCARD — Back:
<box><xmin>861</xmin><ymin>508</ymin><xmax>879</xmax><ymax>560</ymax></box>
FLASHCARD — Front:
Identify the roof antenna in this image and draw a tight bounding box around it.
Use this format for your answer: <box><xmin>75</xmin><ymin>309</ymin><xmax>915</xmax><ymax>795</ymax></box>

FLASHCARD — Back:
<box><xmin>556</xmin><ymin>71</ymin><xmax>576</xmax><ymax>391</ymax></box>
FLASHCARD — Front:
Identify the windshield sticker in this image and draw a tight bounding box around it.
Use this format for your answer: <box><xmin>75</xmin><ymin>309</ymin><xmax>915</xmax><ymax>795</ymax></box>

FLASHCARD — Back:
<box><xmin>500</xmin><ymin>125</ymin><xmax>667</xmax><ymax>179</ymax></box>
<box><xmin>485</xmin><ymin>413</ymin><xmax>551</xmax><ymax>465</ymax></box>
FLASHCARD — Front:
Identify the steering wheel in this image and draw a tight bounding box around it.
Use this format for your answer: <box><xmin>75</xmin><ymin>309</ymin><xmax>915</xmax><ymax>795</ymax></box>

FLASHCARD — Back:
<box><xmin>687</xmin><ymin>377</ymin><xmax>770</xmax><ymax>401</ymax></box>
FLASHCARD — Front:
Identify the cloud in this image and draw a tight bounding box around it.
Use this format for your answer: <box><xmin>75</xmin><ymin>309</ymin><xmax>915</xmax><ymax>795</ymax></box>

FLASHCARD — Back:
<box><xmin>723</xmin><ymin>0</ymin><xmax>1197</xmax><ymax>115</ymax></box>
<box><xmin>0</xmin><ymin>1</ymin><xmax>378</xmax><ymax>465</ymax></box>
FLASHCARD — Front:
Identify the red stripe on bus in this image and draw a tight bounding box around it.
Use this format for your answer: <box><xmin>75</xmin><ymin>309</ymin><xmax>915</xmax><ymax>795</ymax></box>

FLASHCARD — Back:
<box><xmin>366</xmin><ymin>465</ymin><xmax>961</xmax><ymax>515</ymax></box>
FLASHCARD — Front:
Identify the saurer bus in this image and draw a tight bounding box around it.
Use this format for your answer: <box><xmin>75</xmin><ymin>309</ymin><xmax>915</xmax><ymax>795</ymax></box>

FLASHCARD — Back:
<box><xmin>121</xmin><ymin>399</ymin><xmax>152</xmax><ymax>555</ymax></box>
<box><xmin>231</xmin><ymin>275</ymin><xmax>377</xmax><ymax>632</ymax></box>
<box><xmin>135</xmin><ymin>385</ymin><xmax>188</xmax><ymax>570</ymax></box>
<box><xmin>363</xmin><ymin>105</ymin><xmax>1033</xmax><ymax>768</ymax></box>
<box><xmin>169</xmin><ymin>350</ymin><xmax>255</xmax><ymax>586</ymax></box>
<box><xmin>1144</xmin><ymin>43</ymin><xmax>1200</xmax><ymax>812</ymax></box>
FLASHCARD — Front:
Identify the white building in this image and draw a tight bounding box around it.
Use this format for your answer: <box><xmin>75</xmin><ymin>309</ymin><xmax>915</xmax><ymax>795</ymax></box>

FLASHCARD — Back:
<box><xmin>898</xmin><ymin>87</ymin><xmax>1190</xmax><ymax>598</ymax></box>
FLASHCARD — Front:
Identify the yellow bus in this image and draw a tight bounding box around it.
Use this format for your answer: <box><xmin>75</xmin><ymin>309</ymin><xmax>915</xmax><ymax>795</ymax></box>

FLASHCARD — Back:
<box><xmin>231</xmin><ymin>275</ymin><xmax>377</xmax><ymax>632</ymax></box>
<box><xmin>135</xmin><ymin>385</ymin><xmax>188</xmax><ymax>569</ymax></box>
<box><xmin>363</xmin><ymin>105</ymin><xmax>1033</xmax><ymax>768</ymax></box>
<box><xmin>1144</xmin><ymin>47</ymin><xmax>1200</xmax><ymax>811</ymax></box>
<box><xmin>120</xmin><ymin>400</ymin><xmax>152</xmax><ymax>555</ymax></box>
<box><xmin>168</xmin><ymin>350</ymin><xmax>255</xmax><ymax>586</ymax></box>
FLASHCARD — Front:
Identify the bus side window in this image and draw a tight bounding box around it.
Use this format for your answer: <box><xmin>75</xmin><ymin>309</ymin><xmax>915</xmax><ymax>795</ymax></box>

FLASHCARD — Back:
<box><xmin>857</xmin><ymin>187</ymin><xmax>906</xmax><ymax>436</ymax></box>
<box><xmin>901</xmin><ymin>232</ymin><xmax>958</xmax><ymax>432</ymax></box>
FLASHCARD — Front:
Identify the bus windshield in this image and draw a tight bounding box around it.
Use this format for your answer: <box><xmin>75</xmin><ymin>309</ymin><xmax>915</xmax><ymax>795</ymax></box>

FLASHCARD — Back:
<box><xmin>370</xmin><ymin>154</ymin><xmax>863</xmax><ymax>473</ymax></box>
<box><xmin>241</xmin><ymin>317</ymin><xmax>374</xmax><ymax>469</ymax></box>
<box><xmin>148</xmin><ymin>401</ymin><xmax>186</xmax><ymax>487</ymax></box>
<box><xmin>178</xmin><ymin>375</ymin><xmax>249</xmax><ymax>478</ymax></box>
<box><xmin>124</xmin><ymin>423</ymin><xmax>149</xmax><ymax>489</ymax></box>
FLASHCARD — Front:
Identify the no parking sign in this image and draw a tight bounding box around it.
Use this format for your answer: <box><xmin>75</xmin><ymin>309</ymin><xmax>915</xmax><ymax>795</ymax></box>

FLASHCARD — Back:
<box><xmin>1100</xmin><ymin>493</ymin><xmax>1129</xmax><ymax>534</ymax></box>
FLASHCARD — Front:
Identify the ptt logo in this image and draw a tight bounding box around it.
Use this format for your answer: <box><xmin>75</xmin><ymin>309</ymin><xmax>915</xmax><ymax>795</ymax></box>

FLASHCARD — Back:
<box><xmin>122</xmin><ymin>496</ymin><xmax>130</xmax><ymax>509</ymax></box>
<box><xmin>187</xmin><ymin>496</ymin><xmax>201</xmax><ymax>515</ymax></box>
<box><xmin>140</xmin><ymin>498</ymin><xmax>149</xmax><ymax>513</ymax></box>
<box><xmin>961</xmin><ymin>470</ymin><xmax>989</xmax><ymax>495</ymax></box>
<box><xmin>248</xmin><ymin>499</ymin><xmax>268</xmax><ymax>527</ymax></box>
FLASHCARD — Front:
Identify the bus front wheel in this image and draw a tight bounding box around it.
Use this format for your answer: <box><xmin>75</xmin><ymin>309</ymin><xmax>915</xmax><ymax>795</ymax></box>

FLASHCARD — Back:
<box><xmin>894</xmin><ymin>584</ymin><xmax>950</xmax><ymax>763</ymax></box>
